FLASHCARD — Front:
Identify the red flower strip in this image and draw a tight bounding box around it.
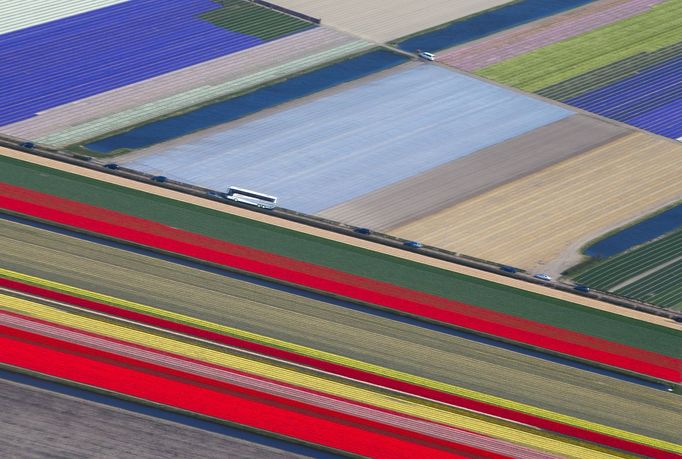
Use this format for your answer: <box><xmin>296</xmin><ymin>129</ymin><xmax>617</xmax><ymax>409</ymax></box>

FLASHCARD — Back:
<box><xmin>0</xmin><ymin>324</ymin><xmax>506</xmax><ymax>459</ymax></box>
<box><xmin>1</xmin><ymin>183</ymin><xmax>678</xmax><ymax>382</ymax></box>
<box><xmin>3</xmin><ymin>279</ymin><xmax>679</xmax><ymax>459</ymax></box>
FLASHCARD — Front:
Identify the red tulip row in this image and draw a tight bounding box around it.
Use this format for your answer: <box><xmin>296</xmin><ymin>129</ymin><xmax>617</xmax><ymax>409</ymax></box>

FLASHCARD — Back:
<box><xmin>1</xmin><ymin>321</ymin><xmax>513</xmax><ymax>459</ymax></box>
<box><xmin>3</xmin><ymin>277</ymin><xmax>677</xmax><ymax>459</ymax></box>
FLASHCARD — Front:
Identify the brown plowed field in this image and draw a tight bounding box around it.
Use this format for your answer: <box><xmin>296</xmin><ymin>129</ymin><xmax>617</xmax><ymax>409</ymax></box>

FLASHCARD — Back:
<box><xmin>269</xmin><ymin>0</ymin><xmax>512</xmax><ymax>42</ymax></box>
<box><xmin>318</xmin><ymin>115</ymin><xmax>630</xmax><ymax>230</ymax></box>
<box><xmin>392</xmin><ymin>133</ymin><xmax>682</xmax><ymax>273</ymax></box>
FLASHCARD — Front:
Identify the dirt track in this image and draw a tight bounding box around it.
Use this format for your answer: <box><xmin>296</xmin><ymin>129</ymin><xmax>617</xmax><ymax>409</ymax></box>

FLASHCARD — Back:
<box><xmin>2</xmin><ymin>147</ymin><xmax>679</xmax><ymax>330</ymax></box>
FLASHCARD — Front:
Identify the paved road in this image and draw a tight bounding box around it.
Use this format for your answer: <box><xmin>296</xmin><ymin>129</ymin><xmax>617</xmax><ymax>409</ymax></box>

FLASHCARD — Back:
<box><xmin>0</xmin><ymin>377</ymin><xmax>308</xmax><ymax>459</ymax></box>
<box><xmin>2</xmin><ymin>217</ymin><xmax>681</xmax><ymax>444</ymax></box>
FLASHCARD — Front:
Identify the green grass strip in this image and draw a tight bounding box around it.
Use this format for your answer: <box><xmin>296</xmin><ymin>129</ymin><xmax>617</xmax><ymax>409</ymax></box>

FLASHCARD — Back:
<box><xmin>200</xmin><ymin>0</ymin><xmax>313</xmax><ymax>40</ymax></box>
<box><xmin>477</xmin><ymin>0</ymin><xmax>682</xmax><ymax>92</ymax></box>
<box><xmin>2</xmin><ymin>155</ymin><xmax>681</xmax><ymax>358</ymax></box>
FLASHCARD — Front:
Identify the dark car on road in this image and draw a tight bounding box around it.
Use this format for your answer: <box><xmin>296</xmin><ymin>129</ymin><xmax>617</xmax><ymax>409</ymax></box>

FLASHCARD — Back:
<box><xmin>500</xmin><ymin>265</ymin><xmax>518</xmax><ymax>274</ymax></box>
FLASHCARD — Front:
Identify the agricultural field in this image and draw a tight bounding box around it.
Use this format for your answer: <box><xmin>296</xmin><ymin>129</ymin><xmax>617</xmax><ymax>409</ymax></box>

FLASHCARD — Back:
<box><xmin>0</xmin><ymin>0</ymin><xmax>377</xmax><ymax>148</ymax></box>
<box><xmin>439</xmin><ymin>0</ymin><xmax>668</xmax><ymax>71</ymax></box>
<box><xmin>4</xmin><ymin>217</ymin><xmax>681</xmax><ymax>440</ymax></box>
<box><xmin>464</xmin><ymin>0</ymin><xmax>682</xmax><ymax>139</ymax></box>
<box><xmin>574</xmin><ymin>229</ymin><xmax>682</xmax><ymax>309</ymax></box>
<box><xmin>396</xmin><ymin>0</ymin><xmax>599</xmax><ymax>53</ymax></box>
<box><xmin>119</xmin><ymin>64</ymin><xmax>572</xmax><ymax>213</ymax></box>
<box><xmin>81</xmin><ymin>49</ymin><xmax>407</xmax><ymax>153</ymax></box>
<box><xmin>3</xmin><ymin>0</ymin><xmax>682</xmax><ymax>456</ymax></box>
<box><xmin>392</xmin><ymin>133</ymin><xmax>682</xmax><ymax>273</ymax></box>
<box><xmin>2</xmin><ymin>152</ymin><xmax>680</xmax><ymax>359</ymax></box>
<box><xmin>3</xmin><ymin>217</ymin><xmax>681</xmax><ymax>457</ymax></box>
<box><xmin>260</xmin><ymin>0</ymin><xmax>514</xmax><ymax>42</ymax></box>
<box><xmin>319</xmin><ymin>115</ymin><xmax>629</xmax><ymax>230</ymax></box>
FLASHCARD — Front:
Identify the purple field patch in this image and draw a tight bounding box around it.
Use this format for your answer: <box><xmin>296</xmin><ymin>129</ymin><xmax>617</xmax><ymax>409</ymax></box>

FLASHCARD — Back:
<box><xmin>0</xmin><ymin>0</ymin><xmax>265</xmax><ymax>126</ymax></box>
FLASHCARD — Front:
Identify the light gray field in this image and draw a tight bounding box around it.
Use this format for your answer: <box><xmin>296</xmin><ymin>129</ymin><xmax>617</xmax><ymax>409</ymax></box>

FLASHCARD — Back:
<box><xmin>121</xmin><ymin>64</ymin><xmax>571</xmax><ymax>213</ymax></box>
<box><xmin>318</xmin><ymin>115</ymin><xmax>631</xmax><ymax>230</ymax></box>
<box><xmin>0</xmin><ymin>378</ymin><xmax>306</xmax><ymax>459</ymax></box>
<box><xmin>3</xmin><ymin>218</ymin><xmax>682</xmax><ymax>443</ymax></box>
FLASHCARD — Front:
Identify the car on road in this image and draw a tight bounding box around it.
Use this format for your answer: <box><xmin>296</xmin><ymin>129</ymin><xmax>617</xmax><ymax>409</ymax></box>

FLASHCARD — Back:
<box><xmin>353</xmin><ymin>227</ymin><xmax>371</xmax><ymax>235</ymax></box>
<box><xmin>103</xmin><ymin>163</ymin><xmax>119</xmax><ymax>170</ymax></box>
<box><xmin>533</xmin><ymin>273</ymin><xmax>552</xmax><ymax>281</ymax></box>
<box><xmin>418</xmin><ymin>51</ymin><xmax>435</xmax><ymax>61</ymax></box>
<box><xmin>573</xmin><ymin>284</ymin><xmax>590</xmax><ymax>293</ymax></box>
<box><xmin>500</xmin><ymin>265</ymin><xmax>519</xmax><ymax>274</ymax></box>
<box><xmin>403</xmin><ymin>241</ymin><xmax>423</xmax><ymax>248</ymax></box>
<box><xmin>151</xmin><ymin>175</ymin><xmax>167</xmax><ymax>183</ymax></box>
<box><xmin>19</xmin><ymin>141</ymin><xmax>35</xmax><ymax>149</ymax></box>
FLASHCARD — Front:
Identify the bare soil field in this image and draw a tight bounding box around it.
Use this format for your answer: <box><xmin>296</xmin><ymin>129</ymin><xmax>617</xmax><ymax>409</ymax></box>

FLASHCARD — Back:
<box><xmin>318</xmin><ymin>115</ymin><xmax>630</xmax><ymax>230</ymax></box>
<box><xmin>2</xmin><ymin>147</ymin><xmax>678</xmax><ymax>329</ymax></box>
<box><xmin>269</xmin><ymin>0</ymin><xmax>513</xmax><ymax>42</ymax></box>
<box><xmin>393</xmin><ymin>133</ymin><xmax>682</xmax><ymax>275</ymax></box>
<box><xmin>0</xmin><ymin>378</ymin><xmax>305</xmax><ymax>459</ymax></box>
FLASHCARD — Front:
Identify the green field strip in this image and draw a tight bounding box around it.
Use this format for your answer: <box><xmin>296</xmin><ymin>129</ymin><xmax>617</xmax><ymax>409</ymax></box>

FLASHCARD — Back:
<box><xmin>615</xmin><ymin>260</ymin><xmax>682</xmax><ymax>309</ymax></box>
<box><xmin>4</xmin><ymin>269</ymin><xmax>681</xmax><ymax>454</ymax></box>
<box><xmin>2</xmin><ymin>155</ymin><xmax>681</xmax><ymax>358</ymax></box>
<box><xmin>477</xmin><ymin>0</ymin><xmax>682</xmax><ymax>92</ymax></box>
<box><xmin>200</xmin><ymin>0</ymin><xmax>314</xmax><ymax>40</ymax></box>
<box><xmin>576</xmin><ymin>230</ymin><xmax>682</xmax><ymax>290</ymax></box>
<box><xmin>537</xmin><ymin>41</ymin><xmax>682</xmax><ymax>100</ymax></box>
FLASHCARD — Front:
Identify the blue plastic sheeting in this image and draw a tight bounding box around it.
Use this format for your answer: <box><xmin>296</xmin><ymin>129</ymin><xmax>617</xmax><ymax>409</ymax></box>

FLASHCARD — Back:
<box><xmin>86</xmin><ymin>50</ymin><xmax>408</xmax><ymax>152</ymax></box>
<box><xmin>566</xmin><ymin>55</ymin><xmax>682</xmax><ymax>138</ymax></box>
<box><xmin>123</xmin><ymin>65</ymin><xmax>571</xmax><ymax>213</ymax></box>
<box><xmin>585</xmin><ymin>204</ymin><xmax>682</xmax><ymax>258</ymax></box>
<box><xmin>0</xmin><ymin>0</ymin><xmax>265</xmax><ymax>126</ymax></box>
<box><xmin>0</xmin><ymin>370</ymin><xmax>335</xmax><ymax>459</ymax></box>
<box><xmin>398</xmin><ymin>0</ymin><xmax>597</xmax><ymax>53</ymax></box>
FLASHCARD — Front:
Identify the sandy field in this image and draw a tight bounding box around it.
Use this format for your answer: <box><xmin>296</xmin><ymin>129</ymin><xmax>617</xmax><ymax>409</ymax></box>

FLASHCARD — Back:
<box><xmin>319</xmin><ymin>115</ymin><xmax>630</xmax><ymax>230</ymax></box>
<box><xmin>269</xmin><ymin>0</ymin><xmax>513</xmax><ymax>42</ymax></box>
<box><xmin>2</xmin><ymin>147</ymin><xmax>679</xmax><ymax>330</ymax></box>
<box><xmin>393</xmin><ymin>133</ymin><xmax>682</xmax><ymax>276</ymax></box>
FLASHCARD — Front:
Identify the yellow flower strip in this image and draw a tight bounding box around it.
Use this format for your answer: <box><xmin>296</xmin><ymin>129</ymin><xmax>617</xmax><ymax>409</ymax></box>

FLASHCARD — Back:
<box><xmin>1</xmin><ymin>294</ymin><xmax>627</xmax><ymax>459</ymax></box>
